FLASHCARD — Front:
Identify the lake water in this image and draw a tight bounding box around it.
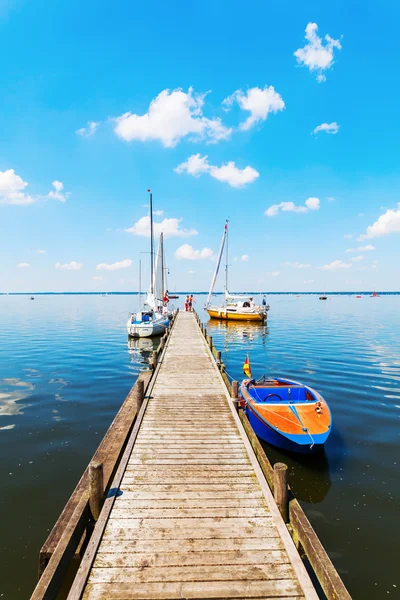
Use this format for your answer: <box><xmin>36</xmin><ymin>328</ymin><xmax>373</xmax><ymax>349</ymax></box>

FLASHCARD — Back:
<box><xmin>0</xmin><ymin>294</ymin><xmax>399</xmax><ymax>599</ymax></box>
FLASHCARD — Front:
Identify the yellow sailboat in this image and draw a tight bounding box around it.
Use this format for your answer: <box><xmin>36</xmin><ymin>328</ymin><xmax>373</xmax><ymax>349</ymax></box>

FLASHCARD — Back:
<box><xmin>205</xmin><ymin>221</ymin><xmax>269</xmax><ymax>322</ymax></box>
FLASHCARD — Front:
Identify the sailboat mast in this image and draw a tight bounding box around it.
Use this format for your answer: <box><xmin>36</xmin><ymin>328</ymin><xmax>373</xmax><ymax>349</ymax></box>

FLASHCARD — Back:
<box><xmin>138</xmin><ymin>259</ymin><xmax>141</xmax><ymax>309</ymax></box>
<box><xmin>225</xmin><ymin>220</ymin><xmax>229</xmax><ymax>293</ymax></box>
<box><xmin>160</xmin><ymin>232</ymin><xmax>164</xmax><ymax>303</ymax></box>
<box><xmin>149</xmin><ymin>191</ymin><xmax>154</xmax><ymax>295</ymax></box>
<box><xmin>206</xmin><ymin>221</ymin><xmax>228</xmax><ymax>307</ymax></box>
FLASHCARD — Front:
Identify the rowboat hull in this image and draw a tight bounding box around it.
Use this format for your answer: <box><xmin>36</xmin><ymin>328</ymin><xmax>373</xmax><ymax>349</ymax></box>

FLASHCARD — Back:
<box><xmin>240</xmin><ymin>378</ymin><xmax>331</xmax><ymax>454</ymax></box>
<box><xmin>207</xmin><ymin>308</ymin><xmax>266</xmax><ymax>322</ymax></box>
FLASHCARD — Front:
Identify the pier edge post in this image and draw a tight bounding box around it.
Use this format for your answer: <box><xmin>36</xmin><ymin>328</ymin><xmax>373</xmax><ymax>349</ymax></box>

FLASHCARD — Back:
<box><xmin>208</xmin><ymin>335</ymin><xmax>213</xmax><ymax>350</ymax></box>
<box><xmin>274</xmin><ymin>462</ymin><xmax>289</xmax><ymax>523</ymax></box>
<box><xmin>89</xmin><ymin>461</ymin><xmax>104</xmax><ymax>521</ymax></box>
<box><xmin>216</xmin><ymin>351</ymin><xmax>221</xmax><ymax>366</ymax></box>
<box><xmin>231</xmin><ymin>380</ymin><xmax>239</xmax><ymax>412</ymax></box>
<box><xmin>135</xmin><ymin>379</ymin><xmax>144</xmax><ymax>414</ymax></box>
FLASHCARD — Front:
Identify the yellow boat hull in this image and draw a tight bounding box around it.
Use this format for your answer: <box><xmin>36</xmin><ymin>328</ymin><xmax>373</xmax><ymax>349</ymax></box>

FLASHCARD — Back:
<box><xmin>207</xmin><ymin>308</ymin><xmax>266</xmax><ymax>322</ymax></box>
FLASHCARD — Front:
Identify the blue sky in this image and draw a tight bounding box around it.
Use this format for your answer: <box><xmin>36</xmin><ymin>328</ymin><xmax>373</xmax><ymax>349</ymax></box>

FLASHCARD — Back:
<box><xmin>1</xmin><ymin>0</ymin><xmax>400</xmax><ymax>292</ymax></box>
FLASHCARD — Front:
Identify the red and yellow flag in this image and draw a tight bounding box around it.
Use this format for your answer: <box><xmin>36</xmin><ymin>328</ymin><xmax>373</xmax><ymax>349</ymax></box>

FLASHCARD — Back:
<box><xmin>243</xmin><ymin>354</ymin><xmax>252</xmax><ymax>378</ymax></box>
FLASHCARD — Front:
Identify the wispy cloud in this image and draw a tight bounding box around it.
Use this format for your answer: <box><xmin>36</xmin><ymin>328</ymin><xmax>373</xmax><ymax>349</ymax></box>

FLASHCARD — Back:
<box><xmin>125</xmin><ymin>216</ymin><xmax>197</xmax><ymax>238</ymax></box>
<box><xmin>234</xmin><ymin>255</ymin><xmax>249</xmax><ymax>262</ymax></box>
<box><xmin>17</xmin><ymin>262</ymin><xmax>30</xmax><ymax>268</ymax></box>
<box><xmin>175</xmin><ymin>244</ymin><xmax>213</xmax><ymax>260</ymax></box>
<box><xmin>76</xmin><ymin>121</ymin><xmax>99</xmax><ymax>137</ymax></box>
<box><xmin>55</xmin><ymin>261</ymin><xmax>83</xmax><ymax>270</ymax></box>
<box><xmin>222</xmin><ymin>86</ymin><xmax>285</xmax><ymax>130</ymax></box>
<box><xmin>48</xmin><ymin>181</ymin><xmax>70</xmax><ymax>203</ymax></box>
<box><xmin>312</xmin><ymin>122</ymin><xmax>339</xmax><ymax>135</ymax></box>
<box><xmin>282</xmin><ymin>261</ymin><xmax>312</xmax><ymax>268</ymax></box>
<box><xmin>96</xmin><ymin>259</ymin><xmax>132</xmax><ymax>271</ymax></box>
<box><xmin>320</xmin><ymin>260</ymin><xmax>352</xmax><ymax>270</ymax></box>
<box><xmin>346</xmin><ymin>245</ymin><xmax>375</xmax><ymax>253</ymax></box>
<box><xmin>294</xmin><ymin>22</ymin><xmax>342</xmax><ymax>82</ymax></box>
<box><xmin>265</xmin><ymin>197</ymin><xmax>320</xmax><ymax>217</ymax></box>
<box><xmin>175</xmin><ymin>153</ymin><xmax>259</xmax><ymax>188</ymax></box>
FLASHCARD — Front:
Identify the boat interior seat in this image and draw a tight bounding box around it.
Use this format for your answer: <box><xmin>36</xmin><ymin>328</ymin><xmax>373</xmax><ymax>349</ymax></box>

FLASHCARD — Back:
<box><xmin>252</xmin><ymin>386</ymin><xmax>308</xmax><ymax>403</ymax></box>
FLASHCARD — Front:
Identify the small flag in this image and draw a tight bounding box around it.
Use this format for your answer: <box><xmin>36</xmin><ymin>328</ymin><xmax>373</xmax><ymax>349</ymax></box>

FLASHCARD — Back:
<box><xmin>147</xmin><ymin>189</ymin><xmax>151</xmax><ymax>192</ymax></box>
<box><xmin>243</xmin><ymin>354</ymin><xmax>252</xmax><ymax>378</ymax></box>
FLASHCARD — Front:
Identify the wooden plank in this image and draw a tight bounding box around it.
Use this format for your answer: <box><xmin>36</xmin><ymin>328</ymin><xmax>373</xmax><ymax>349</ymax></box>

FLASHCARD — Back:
<box><xmin>110</xmin><ymin>498</ymin><xmax>267</xmax><ymax>509</ymax></box>
<box><xmin>88</xmin><ymin>563</ymin><xmax>295</xmax><ymax>583</ymax></box>
<box><xmin>102</xmin><ymin>526</ymin><xmax>279</xmax><ymax>541</ymax></box>
<box><xmin>105</xmin><ymin>516</ymin><xmax>274</xmax><ymax>528</ymax></box>
<box><xmin>82</xmin><ymin>580</ymin><xmax>303</xmax><ymax>599</ymax></box>
<box><xmin>110</xmin><ymin>507</ymin><xmax>269</xmax><ymax>519</ymax></box>
<box><xmin>96</xmin><ymin>537</ymin><xmax>285</xmax><ymax>554</ymax></box>
<box><xmin>94</xmin><ymin>549</ymin><xmax>289</xmax><ymax>568</ymax></box>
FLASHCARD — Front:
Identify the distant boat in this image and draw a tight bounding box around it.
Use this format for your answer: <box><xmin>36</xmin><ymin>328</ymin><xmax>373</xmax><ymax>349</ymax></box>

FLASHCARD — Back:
<box><xmin>371</xmin><ymin>291</ymin><xmax>380</xmax><ymax>297</ymax></box>
<box><xmin>30</xmin><ymin>297</ymin><xmax>34</xmax><ymax>300</ymax></box>
<box><xmin>356</xmin><ymin>295</ymin><xmax>362</xmax><ymax>298</ymax></box>
<box><xmin>206</xmin><ymin>221</ymin><xmax>269</xmax><ymax>322</ymax></box>
<box><xmin>240</xmin><ymin>375</ymin><xmax>331</xmax><ymax>454</ymax></box>
<box><xmin>319</xmin><ymin>295</ymin><xmax>327</xmax><ymax>300</ymax></box>
<box><xmin>169</xmin><ymin>294</ymin><xmax>179</xmax><ymax>299</ymax></box>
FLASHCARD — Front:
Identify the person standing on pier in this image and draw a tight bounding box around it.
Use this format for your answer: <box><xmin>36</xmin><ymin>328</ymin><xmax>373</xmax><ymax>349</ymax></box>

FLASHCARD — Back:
<box><xmin>189</xmin><ymin>294</ymin><xmax>195</xmax><ymax>312</ymax></box>
<box><xmin>185</xmin><ymin>295</ymin><xmax>190</xmax><ymax>311</ymax></box>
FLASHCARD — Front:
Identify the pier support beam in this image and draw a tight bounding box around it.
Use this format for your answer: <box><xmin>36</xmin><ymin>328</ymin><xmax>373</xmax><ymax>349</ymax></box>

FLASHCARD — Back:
<box><xmin>274</xmin><ymin>462</ymin><xmax>289</xmax><ymax>523</ymax></box>
<box><xmin>89</xmin><ymin>462</ymin><xmax>104</xmax><ymax>522</ymax></box>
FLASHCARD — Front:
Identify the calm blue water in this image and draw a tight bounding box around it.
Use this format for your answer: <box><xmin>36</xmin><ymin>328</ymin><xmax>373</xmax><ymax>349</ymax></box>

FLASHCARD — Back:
<box><xmin>0</xmin><ymin>294</ymin><xmax>399</xmax><ymax>599</ymax></box>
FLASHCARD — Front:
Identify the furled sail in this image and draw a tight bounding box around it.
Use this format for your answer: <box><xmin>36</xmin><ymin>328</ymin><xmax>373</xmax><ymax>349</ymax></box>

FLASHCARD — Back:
<box><xmin>146</xmin><ymin>235</ymin><xmax>164</xmax><ymax>310</ymax></box>
<box><xmin>206</xmin><ymin>222</ymin><xmax>227</xmax><ymax>306</ymax></box>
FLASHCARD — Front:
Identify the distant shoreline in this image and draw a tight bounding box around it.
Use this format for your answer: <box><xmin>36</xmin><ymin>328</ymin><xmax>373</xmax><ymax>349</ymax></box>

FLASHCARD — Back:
<box><xmin>1</xmin><ymin>292</ymin><xmax>399</xmax><ymax>296</ymax></box>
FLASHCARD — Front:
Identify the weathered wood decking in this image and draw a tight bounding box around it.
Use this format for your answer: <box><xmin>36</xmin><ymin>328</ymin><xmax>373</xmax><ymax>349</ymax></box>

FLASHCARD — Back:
<box><xmin>68</xmin><ymin>311</ymin><xmax>319</xmax><ymax>600</ymax></box>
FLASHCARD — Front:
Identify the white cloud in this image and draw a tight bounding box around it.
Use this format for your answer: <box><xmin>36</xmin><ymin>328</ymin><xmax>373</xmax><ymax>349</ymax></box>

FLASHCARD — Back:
<box><xmin>188</xmin><ymin>269</ymin><xmax>196</xmax><ymax>274</ymax></box>
<box><xmin>18</xmin><ymin>262</ymin><xmax>30</xmax><ymax>268</ymax></box>
<box><xmin>125</xmin><ymin>216</ymin><xmax>197</xmax><ymax>238</ymax></box>
<box><xmin>283</xmin><ymin>261</ymin><xmax>312</xmax><ymax>269</ymax></box>
<box><xmin>0</xmin><ymin>169</ymin><xmax>35</xmax><ymax>205</ymax></box>
<box><xmin>175</xmin><ymin>154</ymin><xmax>259</xmax><ymax>188</ymax></box>
<box><xmin>346</xmin><ymin>245</ymin><xmax>375</xmax><ymax>253</ymax></box>
<box><xmin>76</xmin><ymin>121</ymin><xmax>99</xmax><ymax>137</ymax></box>
<box><xmin>327</xmin><ymin>196</ymin><xmax>335</xmax><ymax>202</ymax></box>
<box><xmin>153</xmin><ymin>209</ymin><xmax>164</xmax><ymax>216</ymax></box>
<box><xmin>48</xmin><ymin>181</ymin><xmax>70</xmax><ymax>203</ymax></box>
<box><xmin>351</xmin><ymin>255</ymin><xmax>364</xmax><ymax>262</ymax></box>
<box><xmin>96</xmin><ymin>259</ymin><xmax>132</xmax><ymax>271</ymax></box>
<box><xmin>113</xmin><ymin>88</ymin><xmax>232</xmax><ymax>147</ymax></box>
<box><xmin>358</xmin><ymin>205</ymin><xmax>400</xmax><ymax>240</ymax></box>
<box><xmin>175</xmin><ymin>244</ymin><xmax>213</xmax><ymax>260</ymax></box>
<box><xmin>294</xmin><ymin>22</ymin><xmax>342</xmax><ymax>81</ymax></box>
<box><xmin>320</xmin><ymin>260</ymin><xmax>352</xmax><ymax>270</ymax></box>
<box><xmin>37</xmin><ymin>249</ymin><xmax>46</xmax><ymax>254</ymax></box>
<box><xmin>312</xmin><ymin>122</ymin><xmax>339</xmax><ymax>135</ymax></box>
<box><xmin>55</xmin><ymin>261</ymin><xmax>83</xmax><ymax>270</ymax></box>
<box><xmin>344</xmin><ymin>234</ymin><xmax>353</xmax><ymax>239</ymax></box>
<box><xmin>92</xmin><ymin>275</ymin><xmax>104</xmax><ymax>281</ymax></box>
<box><xmin>222</xmin><ymin>86</ymin><xmax>285</xmax><ymax>130</ymax></box>
<box><xmin>234</xmin><ymin>254</ymin><xmax>249</xmax><ymax>262</ymax></box>
<box><xmin>265</xmin><ymin>197</ymin><xmax>320</xmax><ymax>217</ymax></box>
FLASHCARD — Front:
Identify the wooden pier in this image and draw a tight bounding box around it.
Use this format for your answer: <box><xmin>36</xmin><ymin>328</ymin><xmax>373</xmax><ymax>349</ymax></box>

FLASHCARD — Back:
<box><xmin>32</xmin><ymin>310</ymin><xmax>351</xmax><ymax>600</ymax></box>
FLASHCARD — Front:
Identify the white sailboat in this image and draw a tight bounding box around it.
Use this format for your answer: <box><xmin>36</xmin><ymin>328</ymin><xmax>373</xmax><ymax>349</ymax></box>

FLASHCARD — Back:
<box><xmin>126</xmin><ymin>193</ymin><xmax>170</xmax><ymax>338</ymax></box>
<box><xmin>205</xmin><ymin>221</ymin><xmax>270</xmax><ymax>322</ymax></box>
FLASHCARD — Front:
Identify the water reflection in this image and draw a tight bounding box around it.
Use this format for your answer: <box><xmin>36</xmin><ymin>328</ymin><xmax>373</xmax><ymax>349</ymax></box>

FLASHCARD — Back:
<box><xmin>127</xmin><ymin>336</ymin><xmax>160</xmax><ymax>363</ymax></box>
<box><xmin>265</xmin><ymin>443</ymin><xmax>332</xmax><ymax>503</ymax></box>
<box><xmin>0</xmin><ymin>378</ymin><xmax>34</xmax><ymax>418</ymax></box>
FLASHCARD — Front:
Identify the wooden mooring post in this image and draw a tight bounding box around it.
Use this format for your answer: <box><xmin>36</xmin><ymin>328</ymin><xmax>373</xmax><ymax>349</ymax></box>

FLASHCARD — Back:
<box><xmin>88</xmin><ymin>462</ymin><xmax>103</xmax><ymax>522</ymax></box>
<box><xmin>274</xmin><ymin>462</ymin><xmax>289</xmax><ymax>523</ymax></box>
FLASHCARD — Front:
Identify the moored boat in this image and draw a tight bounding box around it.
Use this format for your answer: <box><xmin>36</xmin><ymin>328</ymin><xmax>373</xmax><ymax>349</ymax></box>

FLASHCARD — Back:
<box><xmin>240</xmin><ymin>372</ymin><xmax>331</xmax><ymax>454</ymax></box>
<box><xmin>206</xmin><ymin>221</ymin><xmax>269</xmax><ymax>322</ymax></box>
<box><xmin>126</xmin><ymin>192</ymin><xmax>170</xmax><ymax>338</ymax></box>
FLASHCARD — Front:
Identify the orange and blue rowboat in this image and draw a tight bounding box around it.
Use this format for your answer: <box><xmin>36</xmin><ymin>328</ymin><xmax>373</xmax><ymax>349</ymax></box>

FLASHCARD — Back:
<box><xmin>240</xmin><ymin>377</ymin><xmax>332</xmax><ymax>453</ymax></box>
